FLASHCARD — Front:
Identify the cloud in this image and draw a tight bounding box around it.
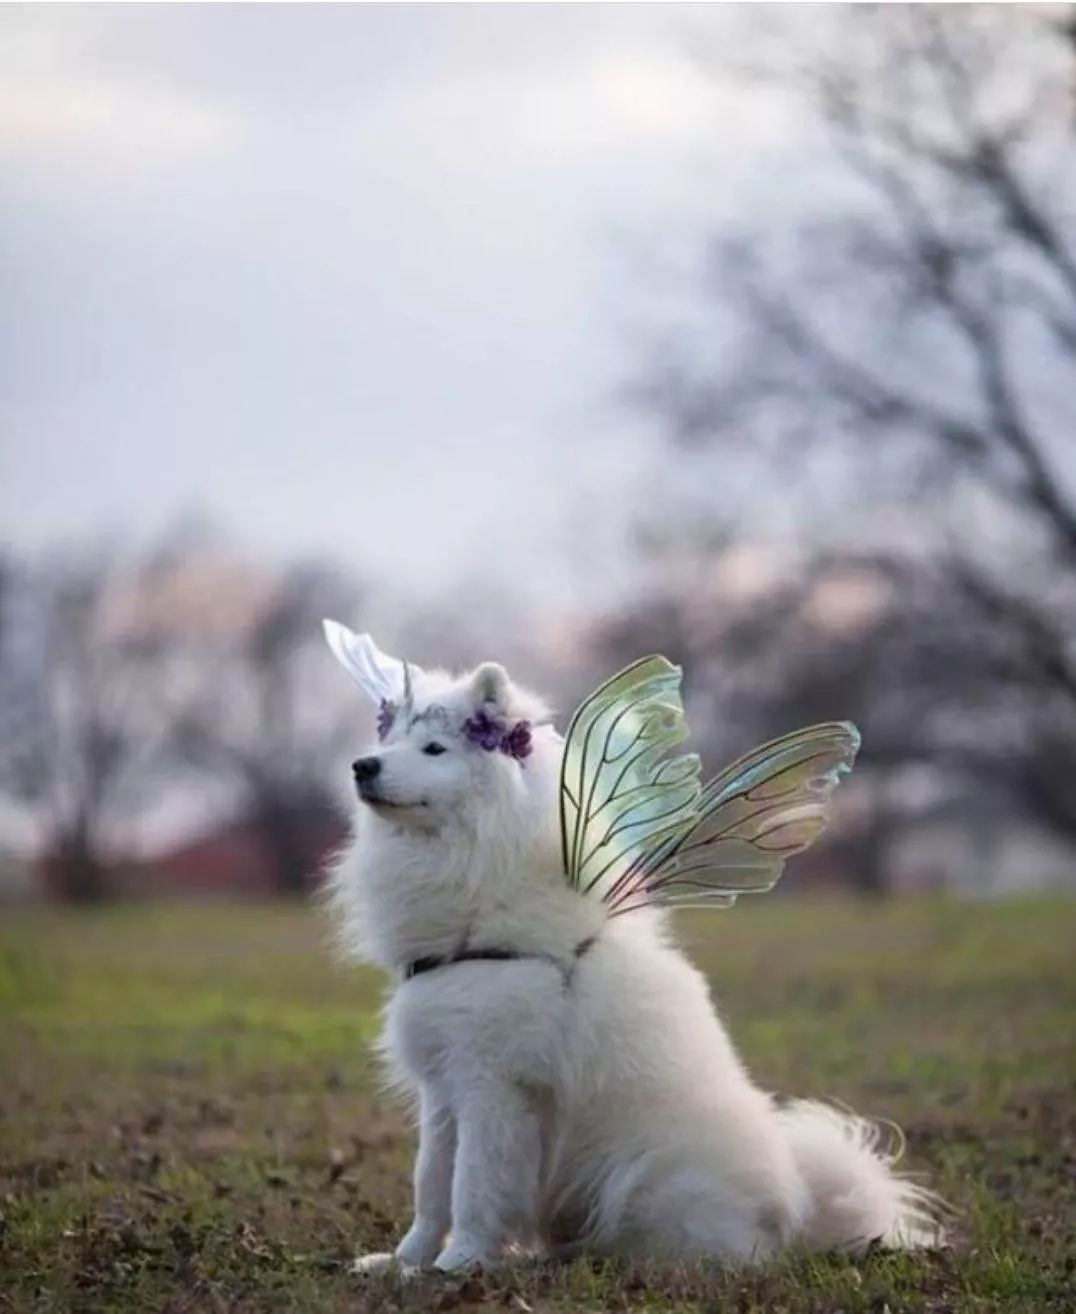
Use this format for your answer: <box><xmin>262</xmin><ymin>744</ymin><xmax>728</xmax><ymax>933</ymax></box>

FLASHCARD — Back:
<box><xmin>517</xmin><ymin>51</ymin><xmax>724</xmax><ymax>156</ymax></box>
<box><xmin>0</xmin><ymin>4</ymin><xmax>805</xmax><ymax>603</ymax></box>
<box><xmin>0</xmin><ymin>72</ymin><xmax>248</xmax><ymax>161</ymax></box>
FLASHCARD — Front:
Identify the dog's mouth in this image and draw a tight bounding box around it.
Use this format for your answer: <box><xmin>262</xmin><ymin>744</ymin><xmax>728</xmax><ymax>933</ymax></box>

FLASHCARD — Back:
<box><xmin>356</xmin><ymin>783</ymin><xmax>426</xmax><ymax>810</ymax></box>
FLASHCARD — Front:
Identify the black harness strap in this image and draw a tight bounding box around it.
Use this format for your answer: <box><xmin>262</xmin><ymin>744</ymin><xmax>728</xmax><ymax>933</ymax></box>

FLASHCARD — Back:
<box><xmin>405</xmin><ymin>947</ymin><xmax>520</xmax><ymax>980</ymax></box>
<box><xmin>404</xmin><ymin>936</ymin><xmax>596</xmax><ymax>981</ymax></box>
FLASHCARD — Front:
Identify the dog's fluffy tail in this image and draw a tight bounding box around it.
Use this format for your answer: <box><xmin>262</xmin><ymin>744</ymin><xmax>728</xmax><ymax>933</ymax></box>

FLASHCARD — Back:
<box><xmin>776</xmin><ymin>1099</ymin><xmax>946</xmax><ymax>1252</ymax></box>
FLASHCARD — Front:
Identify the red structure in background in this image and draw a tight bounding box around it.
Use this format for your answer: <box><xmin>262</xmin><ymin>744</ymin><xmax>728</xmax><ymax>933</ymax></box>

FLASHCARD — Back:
<box><xmin>36</xmin><ymin>806</ymin><xmax>349</xmax><ymax>900</ymax></box>
<box><xmin>150</xmin><ymin>812</ymin><xmax>348</xmax><ymax>895</ymax></box>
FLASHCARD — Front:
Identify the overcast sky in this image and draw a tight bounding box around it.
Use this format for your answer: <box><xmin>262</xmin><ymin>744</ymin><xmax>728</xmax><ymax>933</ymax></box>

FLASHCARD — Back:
<box><xmin>2</xmin><ymin>3</ymin><xmax>806</xmax><ymax>604</ymax></box>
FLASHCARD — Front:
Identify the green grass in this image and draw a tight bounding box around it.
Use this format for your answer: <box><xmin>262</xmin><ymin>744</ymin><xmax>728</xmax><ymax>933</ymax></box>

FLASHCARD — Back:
<box><xmin>1</xmin><ymin>896</ymin><xmax>1074</xmax><ymax>1312</ymax></box>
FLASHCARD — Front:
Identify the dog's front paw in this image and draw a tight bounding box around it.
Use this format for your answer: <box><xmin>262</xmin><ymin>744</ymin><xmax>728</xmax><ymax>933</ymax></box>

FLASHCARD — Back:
<box><xmin>433</xmin><ymin>1240</ymin><xmax>493</xmax><ymax>1273</ymax></box>
<box><xmin>350</xmin><ymin>1252</ymin><xmax>419</xmax><ymax>1279</ymax></box>
<box><xmin>394</xmin><ymin>1222</ymin><xmax>444</xmax><ymax>1269</ymax></box>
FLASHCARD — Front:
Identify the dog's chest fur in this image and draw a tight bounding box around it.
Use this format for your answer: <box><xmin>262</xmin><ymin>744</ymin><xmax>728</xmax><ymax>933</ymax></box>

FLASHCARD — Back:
<box><xmin>384</xmin><ymin>955</ymin><xmax>575</xmax><ymax>1098</ymax></box>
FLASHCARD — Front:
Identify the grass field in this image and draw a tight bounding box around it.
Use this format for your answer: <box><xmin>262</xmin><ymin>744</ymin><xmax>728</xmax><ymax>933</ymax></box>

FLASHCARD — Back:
<box><xmin>1</xmin><ymin>896</ymin><xmax>1074</xmax><ymax>1313</ymax></box>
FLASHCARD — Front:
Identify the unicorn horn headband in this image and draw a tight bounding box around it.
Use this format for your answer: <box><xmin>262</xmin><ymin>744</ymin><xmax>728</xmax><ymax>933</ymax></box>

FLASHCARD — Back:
<box><xmin>322</xmin><ymin>620</ymin><xmax>533</xmax><ymax>761</ymax></box>
<box><xmin>400</xmin><ymin>657</ymin><xmax>414</xmax><ymax>722</ymax></box>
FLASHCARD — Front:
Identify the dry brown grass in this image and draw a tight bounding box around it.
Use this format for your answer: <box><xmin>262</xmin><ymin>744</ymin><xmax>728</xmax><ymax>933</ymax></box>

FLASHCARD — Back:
<box><xmin>1</xmin><ymin>896</ymin><xmax>1073</xmax><ymax>1312</ymax></box>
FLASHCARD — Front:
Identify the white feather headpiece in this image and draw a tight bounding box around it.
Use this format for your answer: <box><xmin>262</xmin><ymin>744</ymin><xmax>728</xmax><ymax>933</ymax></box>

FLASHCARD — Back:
<box><xmin>322</xmin><ymin>620</ymin><xmax>413</xmax><ymax>714</ymax></box>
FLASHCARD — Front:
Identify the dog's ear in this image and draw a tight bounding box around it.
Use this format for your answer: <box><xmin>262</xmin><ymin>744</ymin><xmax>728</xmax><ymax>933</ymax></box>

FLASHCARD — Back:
<box><xmin>468</xmin><ymin>662</ymin><xmax>511</xmax><ymax>713</ymax></box>
<box><xmin>323</xmin><ymin>620</ymin><xmax>421</xmax><ymax>705</ymax></box>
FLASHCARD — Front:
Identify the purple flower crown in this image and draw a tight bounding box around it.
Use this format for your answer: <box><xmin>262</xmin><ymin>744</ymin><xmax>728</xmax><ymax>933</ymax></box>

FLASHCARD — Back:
<box><xmin>376</xmin><ymin>699</ymin><xmax>532</xmax><ymax>762</ymax></box>
<box><xmin>462</xmin><ymin>709</ymin><xmax>533</xmax><ymax>761</ymax></box>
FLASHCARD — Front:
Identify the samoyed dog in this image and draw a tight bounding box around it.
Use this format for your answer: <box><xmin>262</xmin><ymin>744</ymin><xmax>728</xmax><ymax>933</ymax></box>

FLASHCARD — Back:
<box><xmin>324</xmin><ymin>627</ymin><xmax>942</xmax><ymax>1274</ymax></box>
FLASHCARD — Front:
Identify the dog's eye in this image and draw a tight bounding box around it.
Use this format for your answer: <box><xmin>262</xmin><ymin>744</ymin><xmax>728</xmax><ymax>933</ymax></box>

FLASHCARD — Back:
<box><xmin>423</xmin><ymin>743</ymin><xmax>447</xmax><ymax>757</ymax></box>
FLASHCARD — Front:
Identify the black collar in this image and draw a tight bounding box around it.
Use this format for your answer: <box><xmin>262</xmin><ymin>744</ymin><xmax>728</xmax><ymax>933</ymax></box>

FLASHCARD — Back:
<box><xmin>405</xmin><ymin>947</ymin><xmax>520</xmax><ymax>979</ymax></box>
<box><xmin>404</xmin><ymin>935</ymin><xmax>596</xmax><ymax>981</ymax></box>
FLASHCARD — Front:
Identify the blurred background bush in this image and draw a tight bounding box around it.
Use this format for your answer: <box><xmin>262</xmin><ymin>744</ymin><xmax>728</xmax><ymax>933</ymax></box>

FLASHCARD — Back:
<box><xmin>4</xmin><ymin>4</ymin><xmax>1076</xmax><ymax>904</ymax></box>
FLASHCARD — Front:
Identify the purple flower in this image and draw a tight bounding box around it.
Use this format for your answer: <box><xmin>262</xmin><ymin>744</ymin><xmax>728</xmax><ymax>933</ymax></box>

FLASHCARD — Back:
<box><xmin>462</xmin><ymin>709</ymin><xmax>532</xmax><ymax>762</ymax></box>
<box><xmin>463</xmin><ymin>709</ymin><xmax>505</xmax><ymax>752</ymax></box>
<box><xmin>376</xmin><ymin>699</ymin><xmax>397</xmax><ymax>741</ymax></box>
<box><xmin>500</xmin><ymin>720</ymin><xmax>533</xmax><ymax>761</ymax></box>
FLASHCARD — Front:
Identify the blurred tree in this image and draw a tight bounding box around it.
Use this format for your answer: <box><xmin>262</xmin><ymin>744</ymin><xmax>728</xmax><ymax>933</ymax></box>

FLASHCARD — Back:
<box><xmin>0</xmin><ymin>535</ymin><xmax>365</xmax><ymax>901</ymax></box>
<box><xmin>647</xmin><ymin>8</ymin><xmax>1076</xmax><ymax>527</ymax></box>
<box><xmin>0</xmin><ymin>550</ymin><xmax>170</xmax><ymax>901</ymax></box>
<box><xmin>628</xmin><ymin>6</ymin><xmax>1076</xmax><ymax>886</ymax></box>
<box><xmin>173</xmin><ymin>559</ymin><xmax>362</xmax><ymax>895</ymax></box>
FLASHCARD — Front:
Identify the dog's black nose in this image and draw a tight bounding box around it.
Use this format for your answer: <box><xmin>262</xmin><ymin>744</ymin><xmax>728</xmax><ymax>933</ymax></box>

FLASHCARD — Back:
<box><xmin>352</xmin><ymin>756</ymin><xmax>381</xmax><ymax>783</ymax></box>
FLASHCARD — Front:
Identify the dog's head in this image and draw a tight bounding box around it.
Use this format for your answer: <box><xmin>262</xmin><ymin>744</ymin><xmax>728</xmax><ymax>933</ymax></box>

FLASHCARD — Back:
<box><xmin>324</xmin><ymin>623</ymin><xmax>557</xmax><ymax>835</ymax></box>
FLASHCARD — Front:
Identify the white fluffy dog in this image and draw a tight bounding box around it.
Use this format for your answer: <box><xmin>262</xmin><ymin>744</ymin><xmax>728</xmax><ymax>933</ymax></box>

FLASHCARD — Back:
<box><xmin>325</xmin><ymin>634</ymin><xmax>941</xmax><ymax>1274</ymax></box>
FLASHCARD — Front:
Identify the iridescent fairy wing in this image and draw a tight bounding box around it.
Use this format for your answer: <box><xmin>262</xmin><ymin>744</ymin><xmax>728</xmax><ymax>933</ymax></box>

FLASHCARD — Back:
<box><xmin>560</xmin><ymin>656</ymin><xmax>702</xmax><ymax>899</ymax></box>
<box><xmin>604</xmin><ymin>721</ymin><xmax>860</xmax><ymax>915</ymax></box>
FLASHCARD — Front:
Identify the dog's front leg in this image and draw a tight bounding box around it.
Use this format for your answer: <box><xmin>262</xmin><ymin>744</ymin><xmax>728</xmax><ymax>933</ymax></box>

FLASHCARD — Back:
<box><xmin>353</xmin><ymin>1089</ymin><xmax>456</xmax><ymax>1277</ymax></box>
<box><xmin>434</xmin><ymin>1081</ymin><xmax>542</xmax><ymax>1272</ymax></box>
<box><xmin>394</xmin><ymin>1090</ymin><xmax>457</xmax><ymax>1268</ymax></box>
